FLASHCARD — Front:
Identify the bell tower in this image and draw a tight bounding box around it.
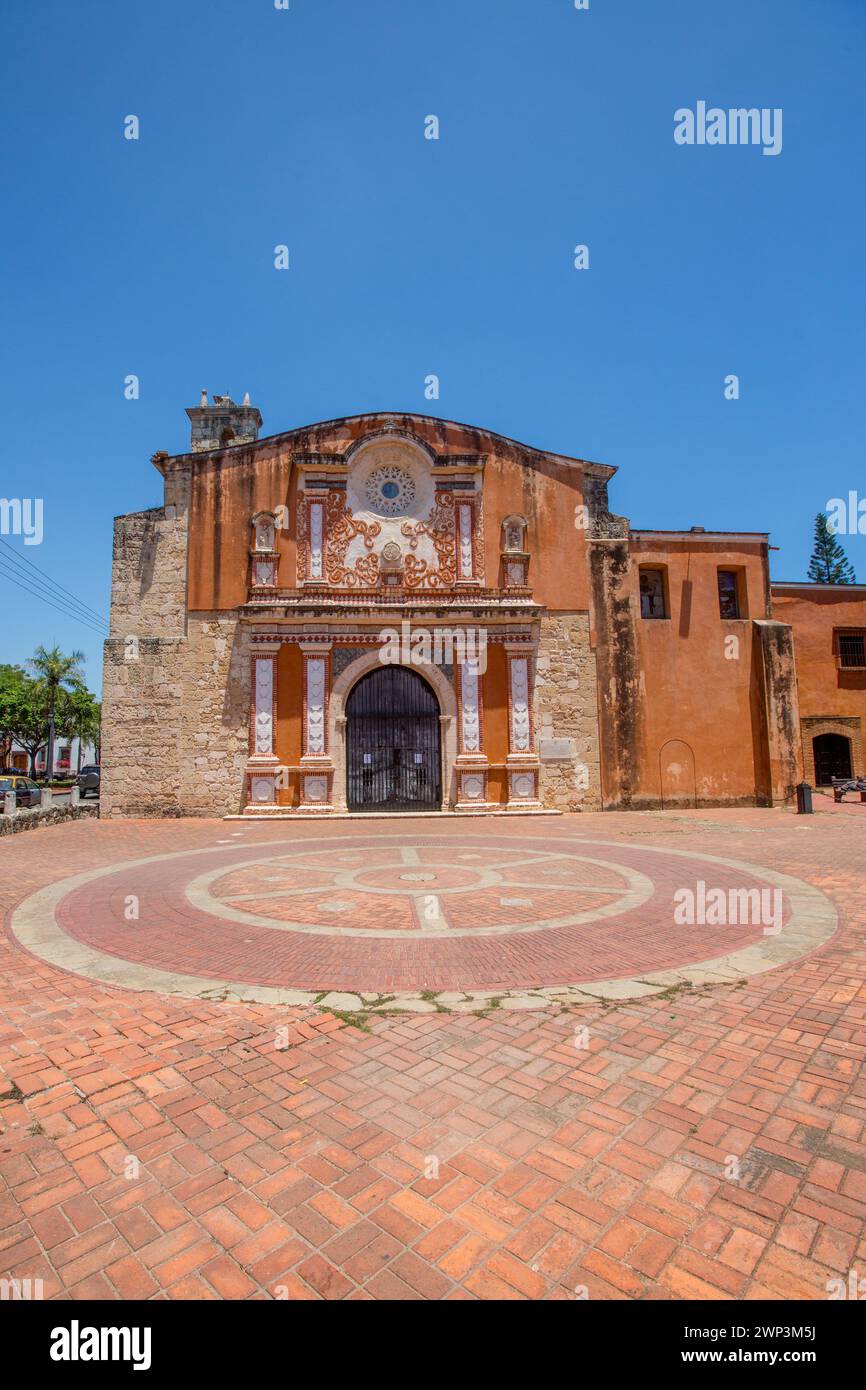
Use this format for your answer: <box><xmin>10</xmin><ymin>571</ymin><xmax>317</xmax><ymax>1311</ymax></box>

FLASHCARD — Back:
<box><xmin>185</xmin><ymin>391</ymin><xmax>262</xmax><ymax>452</ymax></box>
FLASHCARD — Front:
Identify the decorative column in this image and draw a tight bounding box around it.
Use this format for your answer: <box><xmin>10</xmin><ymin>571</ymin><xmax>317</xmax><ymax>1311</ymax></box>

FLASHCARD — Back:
<box><xmin>244</xmin><ymin>650</ymin><xmax>281</xmax><ymax>814</ymax></box>
<box><xmin>308</xmin><ymin>499</ymin><xmax>325</xmax><ymax>581</ymax></box>
<box><xmin>299</xmin><ymin>641</ymin><xmax>334</xmax><ymax>810</ymax></box>
<box><xmin>505</xmin><ymin>643</ymin><xmax>541</xmax><ymax>808</ymax></box>
<box><xmin>301</xmin><ymin>495</ymin><xmax>328</xmax><ymax>586</ymax></box>
<box><xmin>454</xmin><ymin>499</ymin><xmax>481</xmax><ymax>587</ymax></box>
<box><xmin>455</xmin><ymin>653</ymin><xmax>493</xmax><ymax>810</ymax></box>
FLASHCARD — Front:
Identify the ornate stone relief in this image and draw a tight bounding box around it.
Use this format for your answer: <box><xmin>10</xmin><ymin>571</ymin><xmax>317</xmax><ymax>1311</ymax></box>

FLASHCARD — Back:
<box><xmin>460</xmin><ymin>663</ymin><xmax>481</xmax><ymax>753</ymax></box>
<box><xmin>306</xmin><ymin>658</ymin><xmax>327</xmax><ymax>755</ymax></box>
<box><xmin>323</xmin><ymin>490</ymin><xmax>381</xmax><ymax>588</ymax></box>
<box><xmin>457</xmin><ymin>503</ymin><xmax>474</xmax><ymax>580</ymax></box>
<box><xmin>399</xmin><ymin>493</ymin><xmax>457</xmax><ymax>589</ymax></box>
<box><xmin>304</xmin><ymin>776</ymin><xmax>328</xmax><ymax>802</ymax></box>
<box><xmin>309</xmin><ymin>501</ymin><xmax>324</xmax><ymax>579</ymax></box>
<box><xmin>251</xmin><ymin>777</ymin><xmax>274</xmax><ymax>803</ymax></box>
<box><xmin>365</xmin><ymin>466</ymin><xmax>416</xmax><ymax>517</ymax></box>
<box><xmin>293</xmin><ymin>437</ymin><xmax>485</xmax><ymax>591</ymax></box>
<box><xmin>461</xmin><ymin>773</ymin><xmax>485</xmax><ymax>800</ymax></box>
<box><xmin>510</xmin><ymin>771</ymin><xmax>536</xmax><ymax>800</ymax></box>
<box><xmin>254</xmin><ymin>659</ymin><xmax>274</xmax><ymax>755</ymax></box>
<box><xmin>510</xmin><ymin>657</ymin><xmax>531</xmax><ymax>752</ymax></box>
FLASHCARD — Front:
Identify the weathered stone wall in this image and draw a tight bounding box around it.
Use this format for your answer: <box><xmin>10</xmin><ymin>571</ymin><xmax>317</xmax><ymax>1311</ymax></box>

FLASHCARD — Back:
<box><xmin>101</xmin><ymin>635</ymin><xmax>186</xmax><ymax>816</ymax></box>
<box><xmin>102</xmin><ymin>467</ymin><xmax>251</xmax><ymax>818</ymax></box>
<box><xmin>589</xmin><ymin>538</ymin><xmax>643</xmax><ymax>809</ymax></box>
<box><xmin>754</xmin><ymin>619</ymin><xmax>802</xmax><ymax>805</ymax></box>
<box><xmin>535</xmin><ymin>612</ymin><xmax>602</xmax><ymax>810</ymax></box>
<box><xmin>102</xmin><ymin>619</ymin><xmax>251</xmax><ymax>818</ymax></box>
<box><xmin>177</xmin><ymin>617</ymin><xmax>250</xmax><ymax>815</ymax></box>
<box><xmin>0</xmin><ymin>803</ymin><xmax>98</xmax><ymax>837</ymax></box>
<box><xmin>102</xmin><ymin>474</ymin><xmax>190</xmax><ymax>817</ymax></box>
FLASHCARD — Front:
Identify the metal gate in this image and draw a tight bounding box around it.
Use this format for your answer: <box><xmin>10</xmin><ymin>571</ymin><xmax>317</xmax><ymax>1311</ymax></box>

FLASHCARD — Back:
<box><xmin>346</xmin><ymin>666</ymin><xmax>442</xmax><ymax>812</ymax></box>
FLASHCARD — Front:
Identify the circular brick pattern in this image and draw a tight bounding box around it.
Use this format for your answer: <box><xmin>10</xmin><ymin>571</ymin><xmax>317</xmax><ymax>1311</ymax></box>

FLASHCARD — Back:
<box><xmin>187</xmin><ymin>844</ymin><xmax>652</xmax><ymax>937</ymax></box>
<box><xmin>6</xmin><ymin>828</ymin><xmax>839</xmax><ymax>1003</ymax></box>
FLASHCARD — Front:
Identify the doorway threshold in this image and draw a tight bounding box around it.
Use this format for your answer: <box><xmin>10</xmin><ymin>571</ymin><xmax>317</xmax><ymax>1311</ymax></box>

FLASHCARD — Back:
<box><xmin>224</xmin><ymin>808</ymin><xmax>563</xmax><ymax>821</ymax></box>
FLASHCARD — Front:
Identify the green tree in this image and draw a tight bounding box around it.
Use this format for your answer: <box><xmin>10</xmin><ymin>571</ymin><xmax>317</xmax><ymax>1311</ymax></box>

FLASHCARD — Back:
<box><xmin>56</xmin><ymin>685</ymin><xmax>101</xmax><ymax>771</ymax></box>
<box><xmin>0</xmin><ymin>664</ymin><xmax>29</xmax><ymax>766</ymax></box>
<box><xmin>11</xmin><ymin>679</ymin><xmax>50</xmax><ymax>775</ymax></box>
<box><xmin>808</xmin><ymin>513</ymin><xmax>856</xmax><ymax>584</ymax></box>
<box><xmin>27</xmin><ymin>646</ymin><xmax>86</xmax><ymax>778</ymax></box>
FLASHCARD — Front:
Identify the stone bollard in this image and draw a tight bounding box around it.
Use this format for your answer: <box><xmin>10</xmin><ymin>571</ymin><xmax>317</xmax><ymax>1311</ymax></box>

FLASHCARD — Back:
<box><xmin>3</xmin><ymin>791</ymin><xmax>16</xmax><ymax>816</ymax></box>
<box><xmin>40</xmin><ymin>788</ymin><xmax>53</xmax><ymax>810</ymax></box>
<box><xmin>70</xmin><ymin>786</ymin><xmax>80</xmax><ymax>807</ymax></box>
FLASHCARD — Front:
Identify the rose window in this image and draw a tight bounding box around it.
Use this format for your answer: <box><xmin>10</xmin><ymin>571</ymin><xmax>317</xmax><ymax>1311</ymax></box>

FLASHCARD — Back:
<box><xmin>364</xmin><ymin>466</ymin><xmax>416</xmax><ymax>517</ymax></box>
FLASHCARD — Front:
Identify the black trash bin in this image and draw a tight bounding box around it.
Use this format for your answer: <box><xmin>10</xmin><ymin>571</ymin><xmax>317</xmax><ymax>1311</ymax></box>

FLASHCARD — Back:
<box><xmin>796</xmin><ymin>781</ymin><xmax>813</xmax><ymax>814</ymax></box>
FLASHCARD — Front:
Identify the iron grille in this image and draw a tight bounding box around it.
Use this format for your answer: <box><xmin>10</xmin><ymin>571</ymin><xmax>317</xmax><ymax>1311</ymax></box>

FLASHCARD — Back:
<box><xmin>346</xmin><ymin>666</ymin><xmax>442</xmax><ymax>812</ymax></box>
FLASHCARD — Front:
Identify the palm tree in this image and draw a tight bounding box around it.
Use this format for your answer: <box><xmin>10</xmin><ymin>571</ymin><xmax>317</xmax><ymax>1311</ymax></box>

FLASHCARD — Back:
<box><xmin>27</xmin><ymin>646</ymin><xmax>85</xmax><ymax>780</ymax></box>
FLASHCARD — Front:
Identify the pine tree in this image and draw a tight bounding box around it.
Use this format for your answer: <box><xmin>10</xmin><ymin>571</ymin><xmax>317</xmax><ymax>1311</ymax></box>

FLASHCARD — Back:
<box><xmin>807</xmin><ymin>512</ymin><xmax>856</xmax><ymax>584</ymax></box>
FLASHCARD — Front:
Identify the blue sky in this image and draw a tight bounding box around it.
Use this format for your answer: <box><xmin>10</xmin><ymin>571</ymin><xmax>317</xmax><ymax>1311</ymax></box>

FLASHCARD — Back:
<box><xmin>1</xmin><ymin>0</ymin><xmax>864</xmax><ymax>691</ymax></box>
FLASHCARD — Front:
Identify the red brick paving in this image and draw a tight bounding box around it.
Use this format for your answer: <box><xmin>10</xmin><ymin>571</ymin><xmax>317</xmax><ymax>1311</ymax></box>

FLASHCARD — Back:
<box><xmin>1</xmin><ymin>806</ymin><xmax>865</xmax><ymax>1300</ymax></box>
<box><xmin>46</xmin><ymin>828</ymin><xmax>792</xmax><ymax>991</ymax></box>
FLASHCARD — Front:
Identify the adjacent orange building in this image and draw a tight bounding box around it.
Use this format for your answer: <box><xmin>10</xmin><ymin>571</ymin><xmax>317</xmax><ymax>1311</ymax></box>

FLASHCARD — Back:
<box><xmin>770</xmin><ymin>583</ymin><xmax>866</xmax><ymax>786</ymax></box>
<box><xmin>100</xmin><ymin>399</ymin><xmax>866</xmax><ymax>817</ymax></box>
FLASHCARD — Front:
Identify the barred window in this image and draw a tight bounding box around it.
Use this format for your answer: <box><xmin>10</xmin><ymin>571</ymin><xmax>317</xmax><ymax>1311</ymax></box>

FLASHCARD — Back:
<box><xmin>838</xmin><ymin>632</ymin><xmax>866</xmax><ymax>668</ymax></box>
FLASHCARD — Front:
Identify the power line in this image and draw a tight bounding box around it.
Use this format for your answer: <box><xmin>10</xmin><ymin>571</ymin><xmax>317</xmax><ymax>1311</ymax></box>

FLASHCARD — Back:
<box><xmin>0</xmin><ymin>535</ymin><xmax>108</xmax><ymax>625</ymax></box>
<box><xmin>0</xmin><ymin>554</ymin><xmax>108</xmax><ymax>631</ymax></box>
<box><xmin>0</xmin><ymin>559</ymin><xmax>109</xmax><ymax>638</ymax></box>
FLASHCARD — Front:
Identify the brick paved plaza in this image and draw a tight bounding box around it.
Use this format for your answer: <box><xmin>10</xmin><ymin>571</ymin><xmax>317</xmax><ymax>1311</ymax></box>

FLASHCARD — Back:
<box><xmin>1</xmin><ymin>804</ymin><xmax>865</xmax><ymax>1301</ymax></box>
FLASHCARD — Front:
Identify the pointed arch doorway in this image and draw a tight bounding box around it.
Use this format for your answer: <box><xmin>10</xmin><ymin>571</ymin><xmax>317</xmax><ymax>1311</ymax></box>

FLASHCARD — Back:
<box><xmin>346</xmin><ymin>666</ymin><xmax>442</xmax><ymax>811</ymax></box>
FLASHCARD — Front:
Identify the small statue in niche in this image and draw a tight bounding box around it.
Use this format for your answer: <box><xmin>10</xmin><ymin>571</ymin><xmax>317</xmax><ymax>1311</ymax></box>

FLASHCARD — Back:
<box><xmin>502</xmin><ymin>516</ymin><xmax>527</xmax><ymax>554</ymax></box>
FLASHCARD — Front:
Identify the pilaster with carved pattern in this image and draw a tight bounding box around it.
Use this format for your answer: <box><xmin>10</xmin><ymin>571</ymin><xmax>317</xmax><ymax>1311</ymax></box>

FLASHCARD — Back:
<box><xmin>299</xmin><ymin>642</ymin><xmax>334</xmax><ymax>809</ymax></box>
<box><xmin>243</xmin><ymin>651</ymin><xmax>281</xmax><ymax>813</ymax></box>
<box><xmin>505</xmin><ymin>645</ymin><xmax>541</xmax><ymax>808</ymax></box>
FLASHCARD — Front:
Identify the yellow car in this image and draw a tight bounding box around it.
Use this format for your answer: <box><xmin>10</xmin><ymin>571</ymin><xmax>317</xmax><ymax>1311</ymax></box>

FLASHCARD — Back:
<box><xmin>0</xmin><ymin>773</ymin><xmax>42</xmax><ymax>809</ymax></box>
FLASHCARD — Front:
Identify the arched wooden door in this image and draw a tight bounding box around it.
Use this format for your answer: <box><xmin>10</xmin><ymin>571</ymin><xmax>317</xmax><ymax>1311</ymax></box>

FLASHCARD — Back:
<box><xmin>346</xmin><ymin>666</ymin><xmax>442</xmax><ymax>811</ymax></box>
<box><xmin>813</xmin><ymin>733</ymin><xmax>852</xmax><ymax>785</ymax></box>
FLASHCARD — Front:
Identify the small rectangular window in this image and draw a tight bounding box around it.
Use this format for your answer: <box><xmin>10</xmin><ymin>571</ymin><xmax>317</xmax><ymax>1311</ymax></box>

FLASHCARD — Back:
<box><xmin>838</xmin><ymin>632</ymin><xmax>866</xmax><ymax>668</ymax></box>
<box><xmin>718</xmin><ymin>570</ymin><xmax>740</xmax><ymax>619</ymax></box>
<box><xmin>639</xmin><ymin>568</ymin><xmax>667</xmax><ymax>619</ymax></box>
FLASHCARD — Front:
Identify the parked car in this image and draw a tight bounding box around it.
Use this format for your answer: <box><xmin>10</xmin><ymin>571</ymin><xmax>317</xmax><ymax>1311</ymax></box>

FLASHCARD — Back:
<box><xmin>76</xmin><ymin>765</ymin><xmax>101</xmax><ymax>798</ymax></box>
<box><xmin>0</xmin><ymin>774</ymin><xmax>42</xmax><ymax>809</ymax></box>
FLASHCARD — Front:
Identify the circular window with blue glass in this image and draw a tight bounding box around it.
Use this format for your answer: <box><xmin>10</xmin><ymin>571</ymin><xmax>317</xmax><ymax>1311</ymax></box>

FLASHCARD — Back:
<box><xmin>364</xmin><ymin>466</ymin><xmax>417</xmax><ymax>517</ymax></box>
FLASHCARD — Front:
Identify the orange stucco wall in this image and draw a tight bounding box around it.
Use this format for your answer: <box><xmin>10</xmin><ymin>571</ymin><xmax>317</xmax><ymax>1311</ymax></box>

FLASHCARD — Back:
<box><xmin>771</xmin><ymin>587</ymin><xmax>866</xmax><ymax>717</ymax></box>
<box><xmin>181</xmin><ymin>414</ymin><xmax>593</xmax><ymax>614</ymax></box>
<box><xmin>274</xmin><ymin>643</ymin><xmax>304</xmax><ymax>807</ymax></box>
<box><xmin>153</xmin><ymin>412</ymin><xmax>820</xmax><ymax>814</ymax></box>
<box><xmin>604</xmin><ymin>537</ymin><xmax>779</xmax><ymax>806</ymax></box>
<box><xmin>481</xmin><ymin>643</ymin><xmax>511</xmax><ymax>805</ymax></box>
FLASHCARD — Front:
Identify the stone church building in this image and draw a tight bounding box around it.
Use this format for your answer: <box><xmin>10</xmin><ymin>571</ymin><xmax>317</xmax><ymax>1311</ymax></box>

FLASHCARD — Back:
<box><xmin>101</xmin><ymin>397</ymin><xmax>866</xmax><ymax>818</ymax></box>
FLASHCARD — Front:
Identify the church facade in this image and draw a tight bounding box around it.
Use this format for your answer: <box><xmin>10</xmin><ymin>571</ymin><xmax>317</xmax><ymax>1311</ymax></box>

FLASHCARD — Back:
<box><xmin>101</xmin><ymin>398</ymin><xmax>866</xmax><ymax>818</ymax></box>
